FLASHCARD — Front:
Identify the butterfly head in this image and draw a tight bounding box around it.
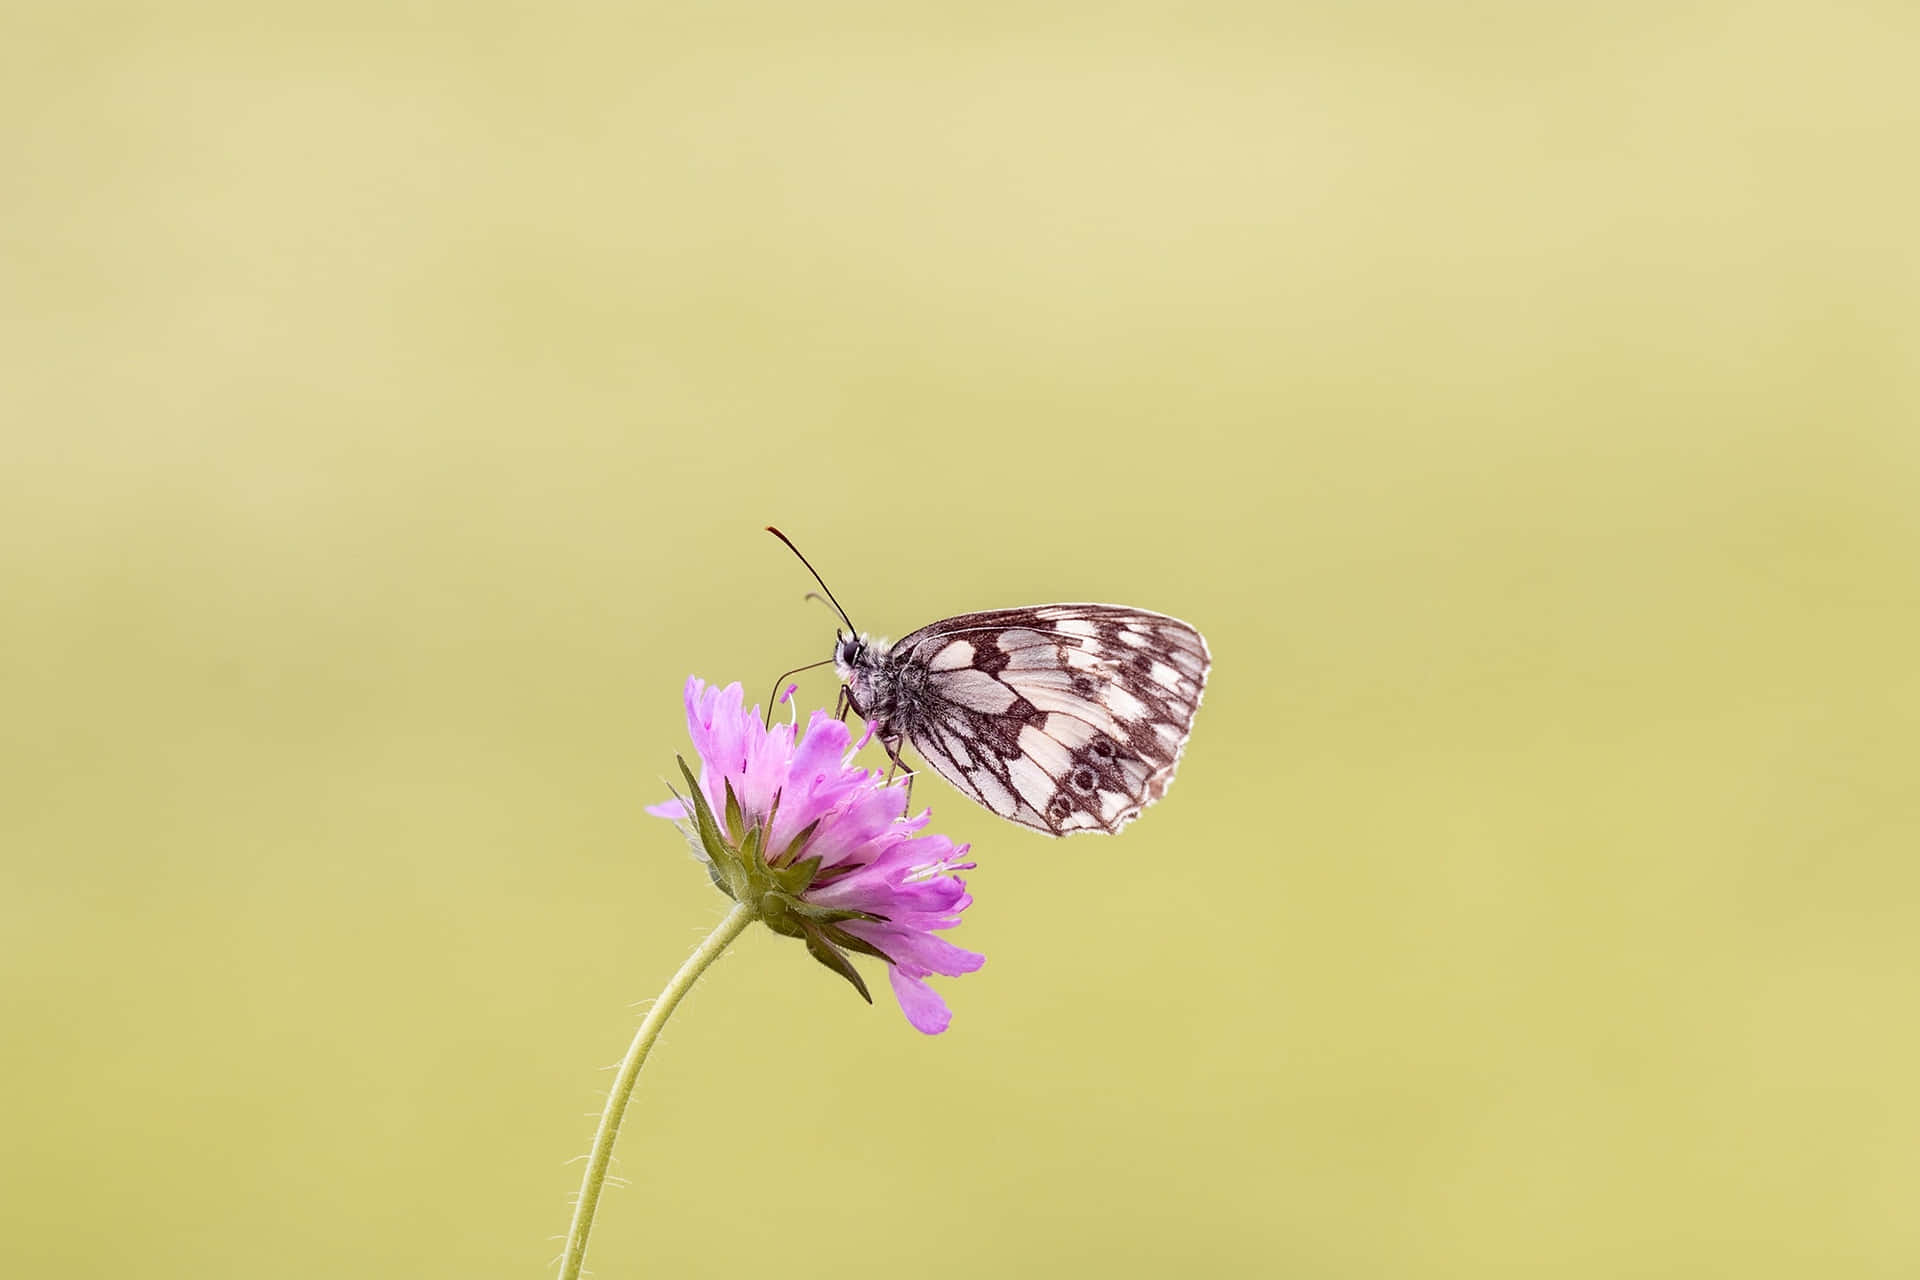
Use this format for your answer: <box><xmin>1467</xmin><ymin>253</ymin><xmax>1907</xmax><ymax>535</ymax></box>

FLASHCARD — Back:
<box><xmin>832</xmin><ymin>631</ymin><xmax>877</xmax><ymax>680</ymax></box>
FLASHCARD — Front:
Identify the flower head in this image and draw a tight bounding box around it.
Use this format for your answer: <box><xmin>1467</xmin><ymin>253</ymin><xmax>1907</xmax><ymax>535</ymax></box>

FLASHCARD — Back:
<box><xmin>647</xmin><ymin>677</ymin><xmax>983</xmax><ymax>1034</ymax></box>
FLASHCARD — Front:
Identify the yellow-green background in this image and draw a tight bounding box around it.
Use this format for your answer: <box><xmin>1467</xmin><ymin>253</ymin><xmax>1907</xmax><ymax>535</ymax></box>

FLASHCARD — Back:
<box><xmin>4</xmin><ymin>3</ymin><xmax>1917</xmax><ymax>1275</ymax></box>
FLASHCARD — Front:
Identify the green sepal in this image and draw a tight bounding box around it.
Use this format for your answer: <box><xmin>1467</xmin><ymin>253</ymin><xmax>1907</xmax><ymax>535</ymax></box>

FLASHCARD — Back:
<box><xmin>770</xmin><ymin>817</ymin><xmax>820</xmax><ymax>869</ymax></box>
<box><xmin>659</xmin><ymin>779</ymin><xmax>709</xmax><ymax>856</ymax></box>
<box><xmin>676</xmin><ymin>757</ymin><xmax>744</xmax><ymax>896</ymax></box>
<box><xmin>762</xmin><ymin>786</ymin><xmax>783</xmax><ymax>843</ymax></box>
<box><xmin>664</xmin><ymin>778</ymin><xmax>734</xmax><ymax>898</ymax></box>
<box><xmin>676</xmin><ymin>757</ymin><xmax>724</xmax><ymax>855</ymax></box>
<box><xmin>780</xmin><ymin>896</ymin><xmax>886</xmax><ymax>928</ymax></box>
<box><xmin>722</xmin><ymin>778</ymin><xmax>746</xmax><ymax>850</ymax></box>
<box><xmin>768</xmin><ymin>853</ymin><xmax>822</xmax><ymax>897</ymax></box>
<box><xmin>800</xmin><ymin>925</ymin><xmax>872</xmax><ymax>1004</ymax></box>
<box><xmin>737</xmin><ymin>819</ymin><xmax>767</xmax><ymax>873</ymax></box>
<box><xmin>758</xmin><ymin>890</ymin><xmax>809</xmax><ymax>940</ymax></box>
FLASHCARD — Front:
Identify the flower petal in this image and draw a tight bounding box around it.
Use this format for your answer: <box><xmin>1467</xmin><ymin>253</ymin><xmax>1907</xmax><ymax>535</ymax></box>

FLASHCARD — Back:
<box><xmin>888</xmin><ymin>966</ymin><xmax>954</xmax><ymax>1035</ymax></box>
<box><xmin>846</xmin><ymin>924</ymin><xmax>985</xmax><ymax>977</ymax></box>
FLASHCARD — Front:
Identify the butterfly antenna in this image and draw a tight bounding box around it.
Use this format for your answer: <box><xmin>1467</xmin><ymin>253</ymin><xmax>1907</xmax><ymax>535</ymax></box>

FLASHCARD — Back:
<box><xmin>765</xmin><ymin>526</ymin><xmax>858</xmax><ymax>633</ymax></box>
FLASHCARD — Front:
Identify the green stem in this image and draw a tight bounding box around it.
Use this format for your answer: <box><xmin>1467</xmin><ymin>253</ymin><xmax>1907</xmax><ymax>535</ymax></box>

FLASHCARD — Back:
<box><xmin>559</xmin><ymin>901</ymin><xmax>755</xmax><ymax>1280</ymax></box>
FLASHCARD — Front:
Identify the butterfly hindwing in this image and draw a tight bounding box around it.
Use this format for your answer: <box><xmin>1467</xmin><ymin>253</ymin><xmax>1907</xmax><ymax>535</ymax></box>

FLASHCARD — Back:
<box><xmin>882</xmin><ymin>605</ymin><xmax>1209</xmax><ymax>836</ymax></box>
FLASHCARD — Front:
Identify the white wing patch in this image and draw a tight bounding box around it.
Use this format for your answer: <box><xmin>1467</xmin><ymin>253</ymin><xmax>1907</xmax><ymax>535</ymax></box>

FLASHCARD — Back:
<box><xmin>1038</xmin><ymin>713</ymin><xmax>1097</xmax><ymax>750</ymax></box>
<box><xmin>1006</xmin><ymin>754</ymin><xmax>1056</xmax><ymax>814</ymax></box>
<box><xmin>1101</xmin><ymin>682</ymin><xmax>1148</xmax><ymax>722</ymax></box>
<box><xmin>928</xmin><ymin>667</ymin><xmax>1018</xmax><ymax>713</ymax></box>
<box><xmin>1015</xmin><ymin>722</ymin><xmax>1075</xmax><ymax>775</ymax></box>
<box><xmin>927</xmin><ymin>640</ymin><xmax>975</xmax><ymax>671</ymax></box>
<box><xmin>969</xmin><ymin>768</ymin><xmax>1018</xmax><ymax>819</ymax></box>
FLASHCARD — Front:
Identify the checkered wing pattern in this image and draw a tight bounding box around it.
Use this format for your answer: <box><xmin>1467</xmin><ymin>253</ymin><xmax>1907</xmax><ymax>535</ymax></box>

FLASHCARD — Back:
<box><xmin>878</xmin><ymin>605</ymin><xmax>1209</xmax><ymax>836</ymax></box>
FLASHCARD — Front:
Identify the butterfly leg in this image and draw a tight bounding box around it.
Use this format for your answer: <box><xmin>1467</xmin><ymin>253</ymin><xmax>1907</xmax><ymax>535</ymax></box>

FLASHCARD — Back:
<box><xmin>880</xmin><ymin>735</ymin><xmax>918</xmax><ymax>809</ymax></box>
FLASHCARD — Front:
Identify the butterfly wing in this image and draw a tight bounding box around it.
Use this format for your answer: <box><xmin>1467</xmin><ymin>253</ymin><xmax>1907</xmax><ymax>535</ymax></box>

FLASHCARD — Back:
<box><xmin>887</xmin><ymin>605</ymin><xmax>1209</xmax><ymax>836</ymax></box>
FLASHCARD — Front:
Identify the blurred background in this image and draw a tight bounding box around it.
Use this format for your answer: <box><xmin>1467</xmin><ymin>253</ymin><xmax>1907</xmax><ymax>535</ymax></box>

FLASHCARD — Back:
<box><xmin>4</xmin><ymin>2</ymin><xmax>1918</xmax><ymax>1276</ymax></box>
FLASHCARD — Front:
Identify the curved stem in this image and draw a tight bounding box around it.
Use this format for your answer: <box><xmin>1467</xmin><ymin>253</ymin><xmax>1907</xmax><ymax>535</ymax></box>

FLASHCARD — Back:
<box><xmin>559</xmin><ymin>901</ymin><xmax>755</xmax><ymax>1280</ymax></box>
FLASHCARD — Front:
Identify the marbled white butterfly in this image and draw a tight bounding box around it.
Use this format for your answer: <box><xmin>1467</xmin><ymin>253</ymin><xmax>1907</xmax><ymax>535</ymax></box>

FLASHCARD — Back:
<box><xmin>767</xmin><ymin>528</ymin><xmax>1210</xmax><ymax>837</ymax></box>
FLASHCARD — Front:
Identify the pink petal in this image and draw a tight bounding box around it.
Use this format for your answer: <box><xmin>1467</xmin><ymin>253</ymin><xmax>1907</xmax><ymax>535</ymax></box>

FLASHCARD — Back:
<box><xmin>842</xmin><ymin>923</ymin><xmax>983</xmax><ymax>976</ymax></box>
<box><xmin>787</xmin><ymin>710</ymin><xmax>853</xmax><ymax>789</ymax></box>
<box><xmin>888</xmin><ymin>967</ymin><xmax>954</xmax><ymax>1035</ymax></box>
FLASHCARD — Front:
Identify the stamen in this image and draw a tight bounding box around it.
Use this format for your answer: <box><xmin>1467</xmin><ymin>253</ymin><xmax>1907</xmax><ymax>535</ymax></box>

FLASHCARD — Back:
<box><xmin>905</xmin><ymin>849</ymin><xmax>975</xmax><ymax>882</ymax></box>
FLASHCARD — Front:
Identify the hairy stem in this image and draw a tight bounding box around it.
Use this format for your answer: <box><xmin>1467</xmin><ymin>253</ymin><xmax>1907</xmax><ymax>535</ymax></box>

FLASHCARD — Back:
<box><xmin>559</xmin><ymin>901</ymin><xmax>755</xmax><ymax>1280</ymax></box>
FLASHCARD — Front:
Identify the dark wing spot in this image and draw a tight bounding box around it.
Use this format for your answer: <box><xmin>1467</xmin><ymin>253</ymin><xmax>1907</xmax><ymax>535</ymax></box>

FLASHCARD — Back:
<box><xmin>1070</xmin><ymin>766</ymin><xmax>1098</xmax><ymax>793</ymax></box>
<box><xmin>1125</xmin><ymin>717</ymin><xmax>1169</xmax><ymax>760</ymax></box>
<box><xmin>985</xmin><ymin>719</ymin><xmax>1026</xmax><ymax>759</ymax></box>
<box><xmin>1006</xmin><ymin>695</ymin><xmax>1043</xmax><ymax>724</ymax></box>
<box><xmin>1047</xmin><ymin>794</ymin><xmax>1074</xmax><ymax>821</ymax></box>
<box><xmin>1089</xmin><ymin>737</ymin><xmax>1117</xmax><ymax>762</ymax></box>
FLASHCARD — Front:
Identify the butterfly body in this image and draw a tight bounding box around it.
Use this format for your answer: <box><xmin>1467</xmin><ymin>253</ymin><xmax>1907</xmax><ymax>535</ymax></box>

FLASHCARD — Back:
<box><xmin>833</xmin><ymin>604</ymin><xmax>1210</xmax><ymax>836</ymax></box>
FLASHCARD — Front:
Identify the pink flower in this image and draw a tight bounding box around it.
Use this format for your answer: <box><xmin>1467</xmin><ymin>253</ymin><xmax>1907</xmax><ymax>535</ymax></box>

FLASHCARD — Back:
<box><xmin>647</xmin><ymin>677</ymin><xmax>983</xmax><ymax>1034</ymax></box>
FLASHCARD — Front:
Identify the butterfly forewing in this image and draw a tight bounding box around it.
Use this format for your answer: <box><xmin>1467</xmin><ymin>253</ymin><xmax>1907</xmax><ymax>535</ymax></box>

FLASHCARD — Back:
<box><xmin>876</xmin><ymin>605</ymin><xmax>1209</xmax><ymax>836</ymax></box>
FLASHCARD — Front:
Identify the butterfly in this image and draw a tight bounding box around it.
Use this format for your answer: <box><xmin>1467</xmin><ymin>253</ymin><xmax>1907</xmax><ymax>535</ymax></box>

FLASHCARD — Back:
<box><xmin>766</xmin><ymin>528</ymin><xmax>1210</xmax><ymax>836</ymax></box>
